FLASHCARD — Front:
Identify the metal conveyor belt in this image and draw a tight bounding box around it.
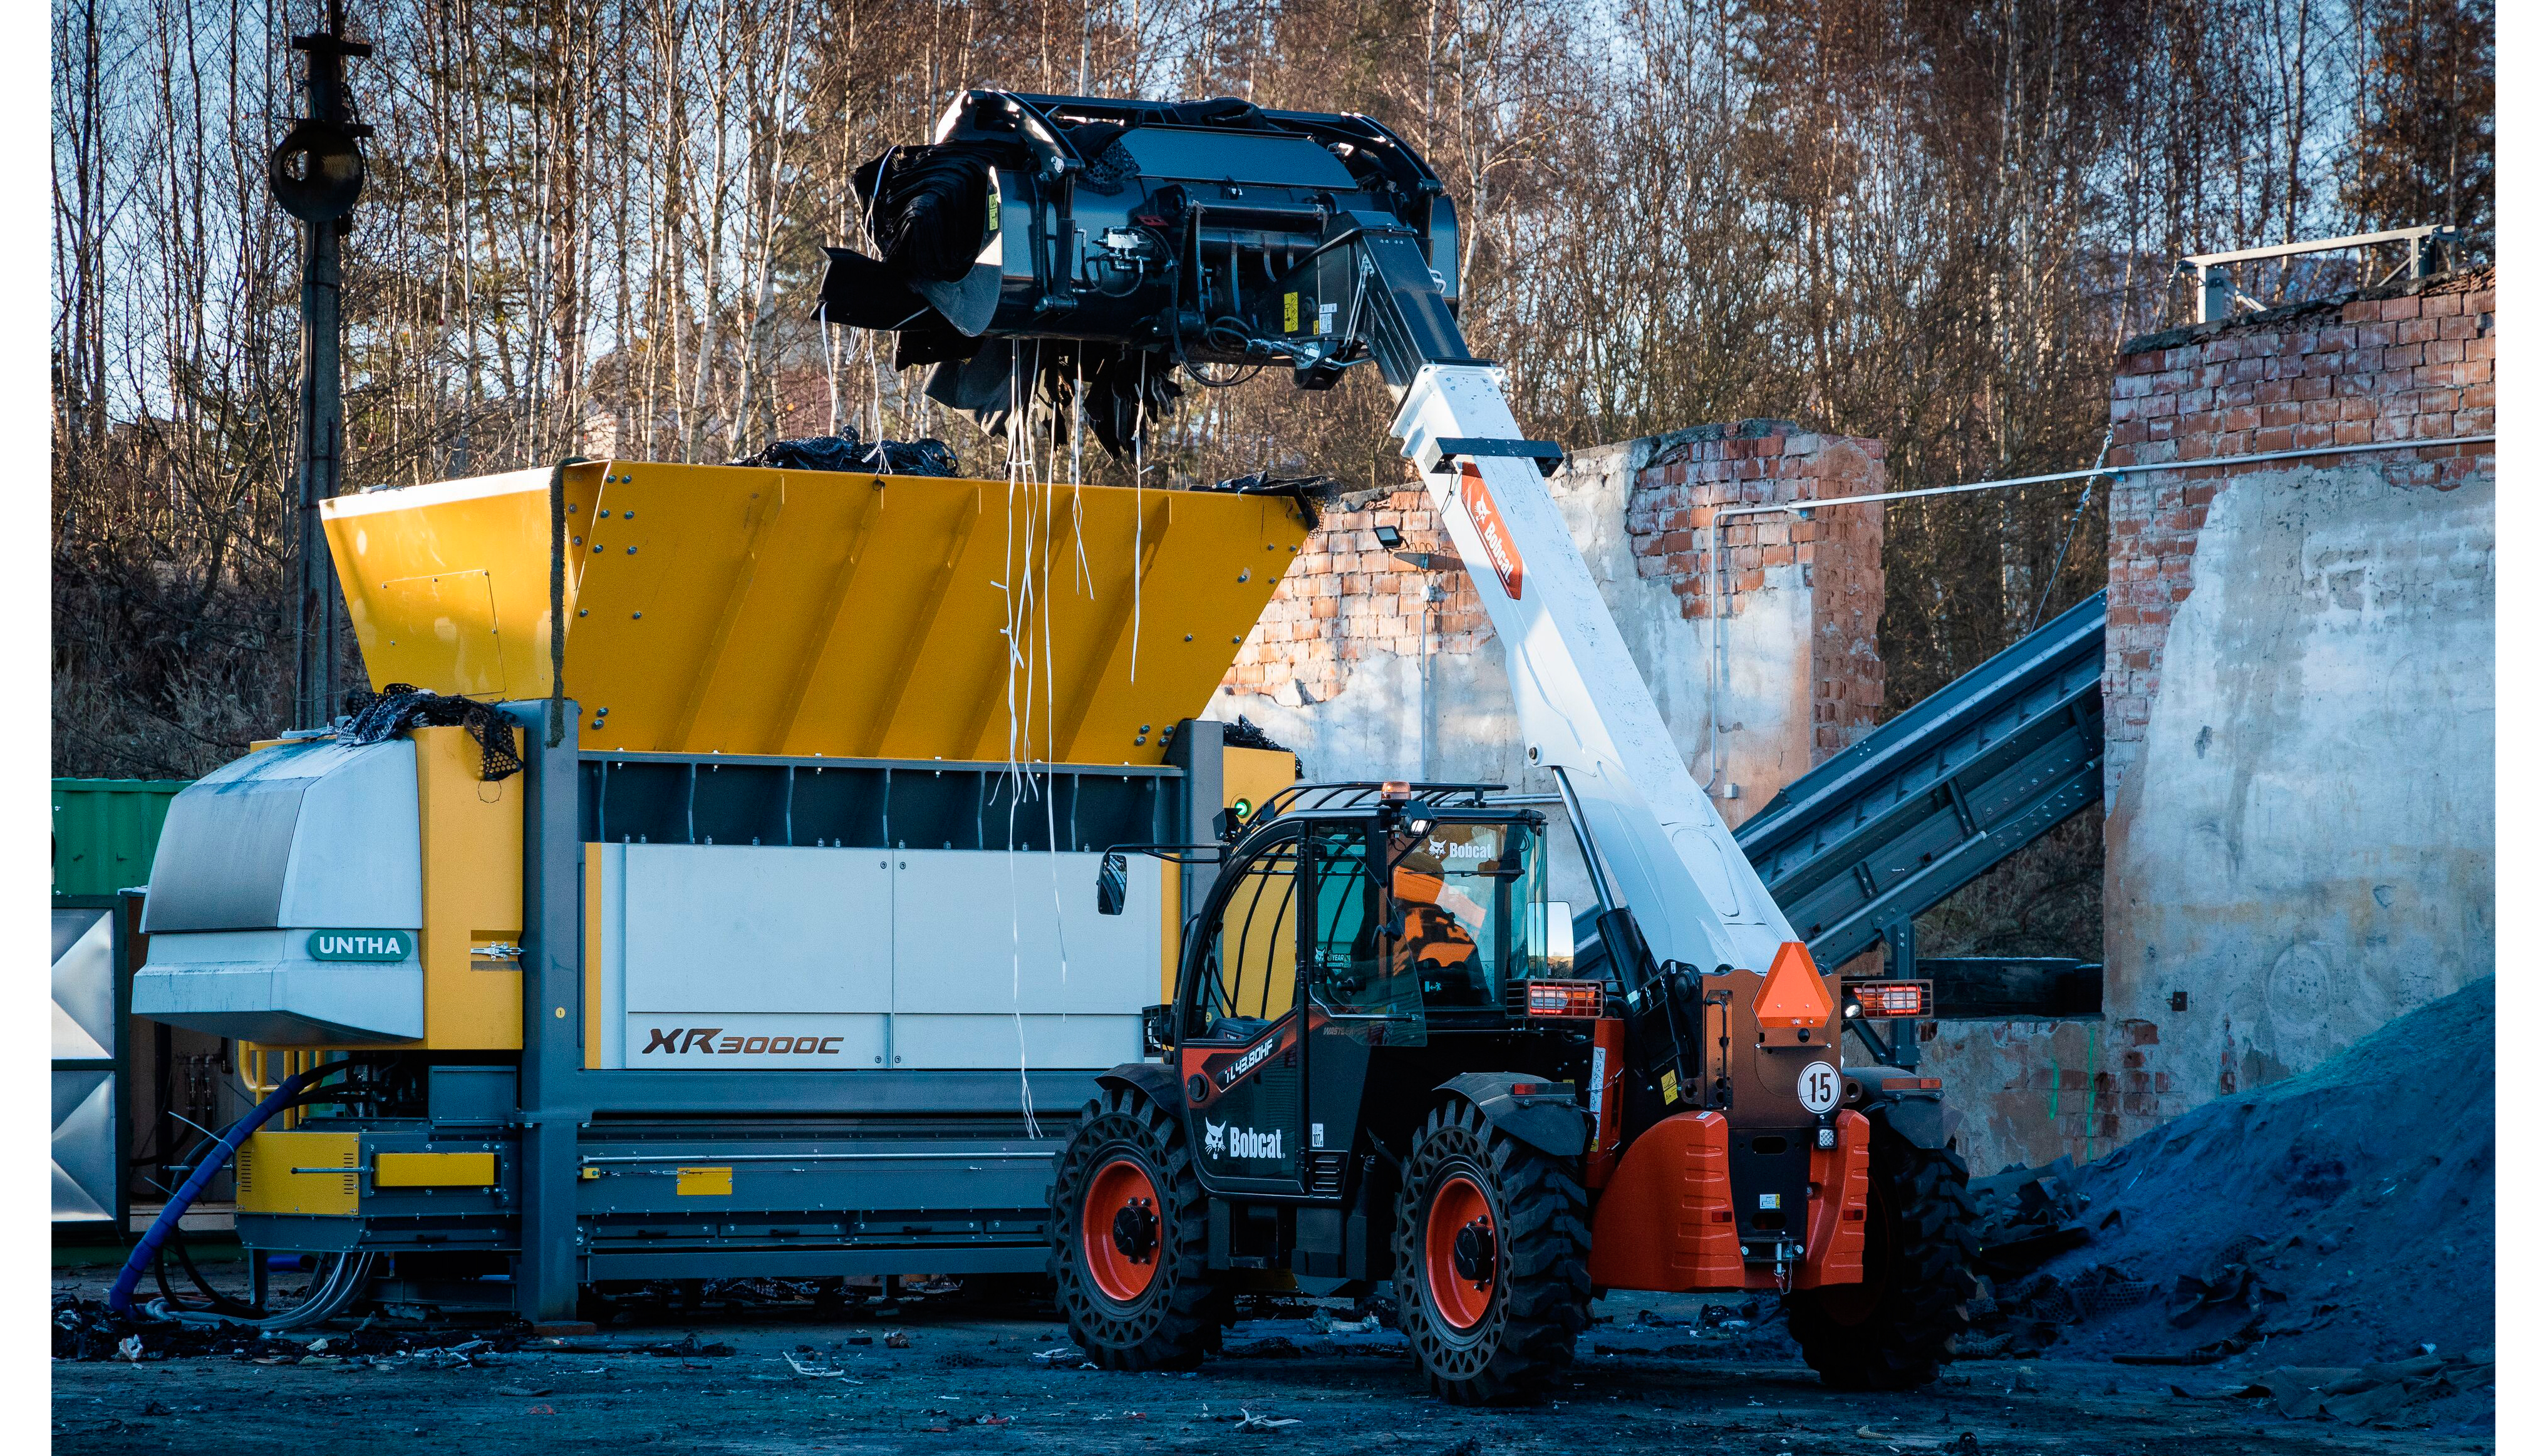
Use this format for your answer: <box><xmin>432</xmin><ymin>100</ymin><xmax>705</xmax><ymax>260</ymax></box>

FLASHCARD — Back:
<box><xmin>1574</xmin><ymin>589</ymin><xmax>2105</xmax><ymax>1065</ymax></box>
<box><xmin>1732</xmin><ymin>587</ymin><xmax>2106</xmax><ymax>978</ymax></box>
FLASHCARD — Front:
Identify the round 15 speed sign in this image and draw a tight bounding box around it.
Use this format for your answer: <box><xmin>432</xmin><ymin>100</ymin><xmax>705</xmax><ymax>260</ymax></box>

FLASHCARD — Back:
<box><xmin>1796</xmin><ymin>1061</ymin><xmax>1841</xmax><ymax>1115</ymax></box>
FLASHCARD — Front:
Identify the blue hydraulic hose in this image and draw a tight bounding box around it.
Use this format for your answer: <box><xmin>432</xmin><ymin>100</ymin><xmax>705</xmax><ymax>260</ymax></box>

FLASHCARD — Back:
<box><xmin>108</xmin><ymin>1066</ymin><xmax>324</xmax><ymax>1318</ymax></box>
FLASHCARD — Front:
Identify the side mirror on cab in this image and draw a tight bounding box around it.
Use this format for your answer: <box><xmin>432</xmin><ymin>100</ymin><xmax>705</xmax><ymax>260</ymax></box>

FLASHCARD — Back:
<box><xmin>1096</xmin><ymin>851</ymin><xmax>1130</xmax><ymax>916</ymax></box>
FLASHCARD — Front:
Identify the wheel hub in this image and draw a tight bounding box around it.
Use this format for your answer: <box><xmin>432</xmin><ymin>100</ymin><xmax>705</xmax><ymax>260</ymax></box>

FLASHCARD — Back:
<box><xmin>1081</xmin><ymin>1157</ymin><xmax>1166</xmax><ymax>1304</ymax></box>
<box><xmin>1422</xmin><ymin>1173</ymin><xmax>1499</xmax><ymax>1330</ymax></box>
<box><xmin>1450</xmin><ymin>1218</ymin><xmax>1496</xmax><ymax>1285</ymax></box>
<box><xmin>1111</xmin><ymin>1198</ymin><xmax>1159</xmax><ymax>1262</ymax></box>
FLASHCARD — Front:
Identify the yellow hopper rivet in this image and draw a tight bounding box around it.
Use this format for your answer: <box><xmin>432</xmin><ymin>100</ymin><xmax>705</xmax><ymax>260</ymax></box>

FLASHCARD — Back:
<box><xmin>554</xmin><ymin>1007</ymin><xmax>566</xmax><ymax>1019</ymax></box>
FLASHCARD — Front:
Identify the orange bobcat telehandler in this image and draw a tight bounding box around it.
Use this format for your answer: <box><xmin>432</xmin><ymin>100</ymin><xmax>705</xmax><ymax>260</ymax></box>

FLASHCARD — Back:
<box><xmin>819</xmin><ymin>86</ymin><xmax>1979</xmax><ymax>1404</ymax></box>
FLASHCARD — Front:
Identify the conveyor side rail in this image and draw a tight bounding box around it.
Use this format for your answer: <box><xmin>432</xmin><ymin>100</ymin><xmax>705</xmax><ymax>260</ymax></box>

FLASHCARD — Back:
<box><xmin>1576</xmin><ymin>591</ymin><xmax>2106</xmax><ymax>1045</ymax></box>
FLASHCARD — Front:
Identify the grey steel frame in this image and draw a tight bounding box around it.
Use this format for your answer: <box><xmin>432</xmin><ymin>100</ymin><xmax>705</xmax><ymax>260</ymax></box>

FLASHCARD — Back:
<box><xmin>2178</xmin><ymin>225</ymin><xmax>2461</xmax><ymax>323</ymax></box>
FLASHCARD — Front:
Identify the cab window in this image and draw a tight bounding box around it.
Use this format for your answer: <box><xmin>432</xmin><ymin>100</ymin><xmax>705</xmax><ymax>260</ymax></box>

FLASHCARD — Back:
<box><xmin>1305</xmin><ymin>827</ymin><xmax>1425</xmax><ymax>1046</ymax></box>
<box><xmin>1385</xmin><ymin>820</ymin><xmax>1538</xmax><ymax>1009</ymax></box>
<box><xmin>1189</xmin><ymin>838</ymin><xmax>1299</xmax><ymax>1041</ymax></box>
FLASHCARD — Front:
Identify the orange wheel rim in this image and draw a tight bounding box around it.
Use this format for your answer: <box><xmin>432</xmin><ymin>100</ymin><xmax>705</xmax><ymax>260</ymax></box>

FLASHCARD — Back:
<box><xmin>1081</xmin><ymin>1157</ymin><xmax>1164</xmax><ymax>1304</ymax></box>
<box><xmin>1424</xmin><ymin>1174</ymin><xmax>1496</xmax><ymax>1329</ymax></box>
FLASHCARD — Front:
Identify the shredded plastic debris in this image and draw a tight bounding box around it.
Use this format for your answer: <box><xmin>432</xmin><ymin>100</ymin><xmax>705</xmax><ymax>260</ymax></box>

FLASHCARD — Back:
<box><xmin>338</xmin><ymin>683</ymin><xmax>522</xmax><ymax>780</ymax></box>
<box><xmin>728</xmin><ymin>426</ymin><xmax>957</xmax><ymax>478</ymax></box>
<box><xmin>1966</xmin><ymin>1157</ymin><xmax>2093</xmax><ymax>1276</ymax></box>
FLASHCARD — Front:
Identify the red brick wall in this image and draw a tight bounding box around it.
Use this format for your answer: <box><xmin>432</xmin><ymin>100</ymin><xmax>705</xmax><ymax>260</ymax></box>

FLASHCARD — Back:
<box><xmin>1221</xmin><ymin>421</ymin><xmax>1885</xmax><ymax>780</ymax></box>
<box><xmin>1620</xmin><ymin>425</ymin><xmax>1888</xmax><ymax>765</ymax></box>
<box><xmin>2102</xmin><ymin>266</ymin><xmax>2494</xmax><ymax>798</ymax></box>
<box><xmin>1223</xmin><ymin>485</ymin><xmax>1491</xmax><ymax>708</ymax></box>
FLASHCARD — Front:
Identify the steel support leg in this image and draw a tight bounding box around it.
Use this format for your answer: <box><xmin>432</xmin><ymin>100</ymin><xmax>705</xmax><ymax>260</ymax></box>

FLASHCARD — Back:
<box><xmin>509</xmin><ymin>701</ymin><xmax>584</xmax><ymax>1326</ymax></box>
<box><xmin>1882</xmin><ymin>919</ymin><xmax>1921</xmax><ymax>1071</ymax></box>
<box><xmin>1166</xmin><ymin>718</ymin><xmax>1223</xmax><ymax>926</ymax></box>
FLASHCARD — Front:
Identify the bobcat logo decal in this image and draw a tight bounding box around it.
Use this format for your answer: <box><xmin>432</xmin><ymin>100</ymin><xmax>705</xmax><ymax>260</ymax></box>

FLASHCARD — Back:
<box><xmin>1202</xmin><ymin>1119</ymin><xmax>1284</xmax><ymax>1162</ymax></box>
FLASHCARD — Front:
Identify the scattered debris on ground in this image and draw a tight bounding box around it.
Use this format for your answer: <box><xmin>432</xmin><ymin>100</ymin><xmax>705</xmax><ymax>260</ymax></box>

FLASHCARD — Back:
<box><xmin>2168</xmin><ymin>1349</ymin><xmax>2494</xmax><ymax>1423</ymax></box>
<box><xmin>51</xmin><ymin>1297</ymin><xmax>744</xmax><ymax>1368</ymax></box>
<box><xmin>1930</xmin><ymin>976</ymin><xmax>2493</xmax><ymax>1433</ymax></box>
<box><xmin>54</xmin><ymin>1279</ymin><xmax>2450</xmax><ymax>1456</ymax></box>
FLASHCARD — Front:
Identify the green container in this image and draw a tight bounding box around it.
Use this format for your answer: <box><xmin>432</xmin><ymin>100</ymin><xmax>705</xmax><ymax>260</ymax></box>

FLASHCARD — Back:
<box><xmin>52</xmin><ymin>779</ymin><xmax>190</xmax><ymax>898</ymax></box>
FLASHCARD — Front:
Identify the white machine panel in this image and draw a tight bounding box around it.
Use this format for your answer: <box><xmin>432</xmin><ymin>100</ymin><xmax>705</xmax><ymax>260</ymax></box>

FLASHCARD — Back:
<box><xmin>132</xmin><ymin>738</ymin><xmax>427</xmax><ymax>1044</ymax></box>
<box><xmin>133</xmin><ymin>930</ymin><xmax>425</xmax><ymax>1043</ymax></box>
<box><xmin>889</xmin><ymin>1013</ymin><xmax>1142</xmax><ymax>1071</ymax></box>
<box><xmin>621</xmin><ymin>845</ymin><xmax>894</xmax><ymax>1014</ymax></box>
<box><xmin>593</xmin><ymin>844</ymin><xmax>1161</xmax><ymax>1070</ymax></box>
<box><xmin>887</xmin><ymin>849</ymin><xmax>1157</xmax><ymax>1070</ymax></box>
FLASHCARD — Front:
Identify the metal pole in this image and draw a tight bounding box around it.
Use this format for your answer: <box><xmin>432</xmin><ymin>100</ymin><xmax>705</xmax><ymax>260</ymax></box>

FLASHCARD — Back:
<box><xmin>506</xmin><ymin>700</ymin><xmax>586</xmax><ymax>1328</ymax></box>
<box><xmin>293</xmin><ymin>214</ymin><xmax>344</xmax><ymax>729</ymax></box>
<box><xmin>2199</xmin><ymin>264</ymin><xmax>2234</xmax><ymax>325</ymax></box>
<box><xmin>277</xmin><ymin>4</ymin><xmax>369</xmax><ymax>729</ymax></box>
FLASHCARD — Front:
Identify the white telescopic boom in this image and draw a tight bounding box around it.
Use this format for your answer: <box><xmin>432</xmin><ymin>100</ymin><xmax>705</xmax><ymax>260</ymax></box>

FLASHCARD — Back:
<box><xmin>1389</xmin><ymin>363</ymin><xmax>1799</xmax><ymax>975</ymax></box>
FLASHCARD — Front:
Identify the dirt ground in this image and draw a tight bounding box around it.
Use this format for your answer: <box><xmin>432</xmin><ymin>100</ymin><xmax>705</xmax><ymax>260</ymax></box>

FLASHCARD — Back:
<box><xmin>51</xmin><ymin>1269</ymin><xmax>2490</xmax><ymax>1456</ymax></box>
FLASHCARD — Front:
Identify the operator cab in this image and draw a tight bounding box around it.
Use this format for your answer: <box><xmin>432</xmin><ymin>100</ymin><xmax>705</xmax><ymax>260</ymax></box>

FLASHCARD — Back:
<box><xmin>1180</xmin><ymin>780</ymin><xmax>1553</xmax><ymax>1037</ymax></box>
<box><xmin>1099</xmin><ymin>781</ymin><xmax>1574</xmax><ymax>1200</ymax></box>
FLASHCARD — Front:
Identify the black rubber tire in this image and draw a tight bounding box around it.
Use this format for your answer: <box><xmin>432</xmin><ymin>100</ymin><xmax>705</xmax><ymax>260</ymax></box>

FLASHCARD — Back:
<box><xmin>1048</xmin><ymin>1087</ymin><xmax>1226</xmax><ymax>1371</ymax></box>
<box><xmin>1783</xmin><ymin>1127</ymin><xmax>1981</xmax><ymax>1390</ymax></box>
<box><xmin>1391</xmin><ymin>1100</ymin><xmax>1591</xmax><ymax>1405</ymax></box>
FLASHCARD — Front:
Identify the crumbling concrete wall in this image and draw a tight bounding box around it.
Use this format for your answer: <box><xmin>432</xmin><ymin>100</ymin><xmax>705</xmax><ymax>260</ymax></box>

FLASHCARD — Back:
<box><xmin>1209</xmin><ymin>421</ymin><xmax>1885</xmax><ymax>906</ymax></box>
<box><xmin>1921</xmin><ymin>267</ymin><xmax>2495</xmax><ymax>1174</ymax></box>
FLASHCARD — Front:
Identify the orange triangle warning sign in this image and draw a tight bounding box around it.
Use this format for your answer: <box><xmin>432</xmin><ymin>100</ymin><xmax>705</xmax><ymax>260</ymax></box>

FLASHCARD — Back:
<box><xmin>1753</xmin><ymin>941</ymin><xmax>1835</xmax><ymax>1029</ymax></box>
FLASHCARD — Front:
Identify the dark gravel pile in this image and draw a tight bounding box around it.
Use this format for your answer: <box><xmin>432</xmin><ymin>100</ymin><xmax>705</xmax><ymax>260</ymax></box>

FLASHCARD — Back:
<box><xmin>1956</xmin><ymin>976</ymin><xmax>2495</xmax><ymax>1430</ymax></box>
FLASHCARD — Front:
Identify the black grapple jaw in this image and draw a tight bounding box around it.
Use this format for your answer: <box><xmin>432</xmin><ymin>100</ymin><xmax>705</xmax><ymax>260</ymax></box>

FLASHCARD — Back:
<box><xmin>814</xmin><ymin>89</ymin><xmax>1468</xmax><ymax>452</ymax></box>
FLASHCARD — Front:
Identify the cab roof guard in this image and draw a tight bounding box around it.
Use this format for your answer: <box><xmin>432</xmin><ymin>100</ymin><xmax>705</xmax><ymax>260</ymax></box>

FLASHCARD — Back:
<box><xmin>1252</xmin><ymin>780</ymin><xmax>1506</xmax><ymax>821</ymax></box>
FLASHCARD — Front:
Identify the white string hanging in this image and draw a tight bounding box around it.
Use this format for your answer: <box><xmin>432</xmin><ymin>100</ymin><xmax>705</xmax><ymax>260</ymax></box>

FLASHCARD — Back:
<box><xmin>1070</xmin><ymin>355</ymin><xmax>1093</xmax><ymax>598</ymax></box>
<box><xmin>1130</xmin><ymin>353</ymin><xmax>1147</xmax><ymax>684</ymax></box>
<box><xmin>819</xmin><ymin>302</ymin><xmax>838</xmax><ymax>435</ymax></box>
<box><xmin>1000</xmin><ymin>346</ymin><xmax>1043</xmax><ymax>1139</ymax></box>
<box><xmin>1043</xmin><ymin>359</ymin><xmax>1071</xmax><ymax>986</ymax></box>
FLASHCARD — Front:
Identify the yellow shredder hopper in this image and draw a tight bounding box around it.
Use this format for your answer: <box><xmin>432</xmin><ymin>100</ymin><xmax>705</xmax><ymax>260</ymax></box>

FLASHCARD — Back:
<box><xmin>321</xmin><ymin>460</ymin><xmax>1310</xmax><ymax>763</ymax></box>
<box><xmin>125</xmin><ymin>459</ymin><xmax>1313</xmax><ymax>1064</ymax></box>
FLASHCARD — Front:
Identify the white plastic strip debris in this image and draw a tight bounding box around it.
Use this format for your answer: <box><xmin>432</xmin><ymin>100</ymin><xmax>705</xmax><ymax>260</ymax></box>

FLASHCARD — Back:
<box><xmin>1699</xmin><ymin>431</ymin><xmax>2496</xmax><ymax>793</ymax></box>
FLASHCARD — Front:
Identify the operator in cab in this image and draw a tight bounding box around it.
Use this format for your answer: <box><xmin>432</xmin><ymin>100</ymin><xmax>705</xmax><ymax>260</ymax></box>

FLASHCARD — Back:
<box><xmin>1386</xmin><ymin>827</ymin><xmax>1498</xmax><ymax>1006</ymax></box>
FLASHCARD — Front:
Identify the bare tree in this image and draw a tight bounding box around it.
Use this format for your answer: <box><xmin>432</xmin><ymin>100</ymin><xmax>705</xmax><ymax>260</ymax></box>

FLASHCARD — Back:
<box><xmin>53</xmin><ymin>0</ymin><xmax>2494</xmax><ymax>782</ymax></box>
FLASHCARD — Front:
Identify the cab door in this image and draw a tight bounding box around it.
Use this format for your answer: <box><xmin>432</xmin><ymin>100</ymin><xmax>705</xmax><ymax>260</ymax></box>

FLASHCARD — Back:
<box><xmin>1176</xmin><ymin>832</ymin><xmax>1306</xmax><ymax>1194</ymax></box>
<box><xmin>1298</xmin><ymin>824</ymin><xmax>1424</xmax><ymax>1191</ymax></box>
